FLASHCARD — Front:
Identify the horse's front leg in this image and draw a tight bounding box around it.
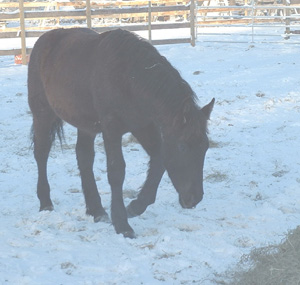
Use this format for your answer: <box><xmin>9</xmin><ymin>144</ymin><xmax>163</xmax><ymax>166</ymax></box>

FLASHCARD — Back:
<box><xmin>76</xmin><ymin>130</ymin><xmax>109</xmax><ymax>222</ymax></box>
<box><xmin>102</xmin><ymin>124</ymin><xmax>135</xmax><ymax>238</ymax></box>
<box><xmin>127</xmin><ymin>123</ymin><xmax>165</xmax><ymax>218</ymax></box>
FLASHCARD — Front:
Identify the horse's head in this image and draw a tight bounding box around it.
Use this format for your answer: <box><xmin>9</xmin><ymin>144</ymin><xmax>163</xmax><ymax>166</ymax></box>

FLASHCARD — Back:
<box><xmin>162</xmin><ymin>98</ymin><xmax>215</xmax><ymax>209</ymax></box>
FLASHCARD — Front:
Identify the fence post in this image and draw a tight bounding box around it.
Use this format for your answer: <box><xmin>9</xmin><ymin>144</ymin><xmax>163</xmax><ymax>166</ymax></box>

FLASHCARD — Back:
<box><xmin>86</xmin><ymin>0</ymin><xmax>92</xmax><ymax>29</ymax></box>
<box><xmin>284</xmin><ymin>0</ymin><xmax>291</xmax><ymax>38</ymax></box>
<box><xmin>148</xmin><ymin>1</ymin><xmax>152</xmax><ymax>43</ymax></box>
<box><xmin>245</xmin><ymin>0</ymin><xmax>248</xmax><ymax>16</ymax></box>
<box><xmin>251</xmin><ymin>0</ymin><xmax>255</xmax><ymax>43</ymax></box>
<box><xmin>19</xmin><ymin>0</ymin><xmax>27</xmax><ymax>65</ymax></box>
<box><xmin>190</xmin><ymin>0</ymin><xmax>196</xmax><ymax>46</ymax></box>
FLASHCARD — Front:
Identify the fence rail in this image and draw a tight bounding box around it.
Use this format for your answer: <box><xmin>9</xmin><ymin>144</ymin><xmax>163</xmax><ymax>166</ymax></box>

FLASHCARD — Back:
<box><xmin>0</xmin><ymin>0</ymin><xmax>196</xmax><ymax>63</ymax></box>
<box><xmin>196</xmin><ymin>0</ymin><xmax>300</xmax><ymax>43</ymax></box>
<box><xmin>1</xmin><ymin>0</ymin><xmax>300</xmax><ymax>64</ymax></box>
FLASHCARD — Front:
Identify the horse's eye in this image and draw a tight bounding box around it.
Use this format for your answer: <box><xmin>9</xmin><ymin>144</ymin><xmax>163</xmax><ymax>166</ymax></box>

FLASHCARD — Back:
<box><xmin>178</xmin><ymin>143</ymin><xmax>187</xmax><ymax>153</ymax></box>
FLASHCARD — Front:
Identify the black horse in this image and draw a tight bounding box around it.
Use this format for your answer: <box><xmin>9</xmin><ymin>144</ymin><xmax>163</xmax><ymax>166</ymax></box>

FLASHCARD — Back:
<box><xmin>28</xmin><ymin>28</ymin><xmax>214</xmax><ymax>238</ymax></box>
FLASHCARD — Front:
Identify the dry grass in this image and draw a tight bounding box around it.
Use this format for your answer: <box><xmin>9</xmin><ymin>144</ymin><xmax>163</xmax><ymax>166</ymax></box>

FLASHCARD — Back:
<box><xmin>216</xmin><ymin>226</ymin><xmax>300</xmax><ymax>285</ymax></box>
<box><xmin>205</xmin><ymin>171</ymin><xmax>228</xmax><ymax>183</ymax></box>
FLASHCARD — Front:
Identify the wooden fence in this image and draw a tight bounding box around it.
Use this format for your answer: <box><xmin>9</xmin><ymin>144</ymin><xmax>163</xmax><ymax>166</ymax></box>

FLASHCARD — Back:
<box><xmin>1</xmin><ymin>0</ymin><xmax>300</xmax><ymax>64</ymax></box>
<box><xmin>0</xmin><ymin>0</ymin><xmax>195</xmax><ymax>64</ymax></box>
<box><xmin>196</xmin><ymin>0</ymin><xmax>300</xmax><ymax>43</ymax></box>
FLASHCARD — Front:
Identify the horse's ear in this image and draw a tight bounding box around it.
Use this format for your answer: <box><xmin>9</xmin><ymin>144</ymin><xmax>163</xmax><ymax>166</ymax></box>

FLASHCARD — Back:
<box><xmin>201</xmin><ymin>98</ymin><xmax>215</xmax><ymax>120</ymax></box>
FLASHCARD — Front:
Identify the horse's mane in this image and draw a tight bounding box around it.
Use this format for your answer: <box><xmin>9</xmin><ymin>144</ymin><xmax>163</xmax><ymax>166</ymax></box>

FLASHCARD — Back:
<box><xmin>98</xmin><ymin>29</ymin><xmax>208</xmax><ymax>137</ymax></box>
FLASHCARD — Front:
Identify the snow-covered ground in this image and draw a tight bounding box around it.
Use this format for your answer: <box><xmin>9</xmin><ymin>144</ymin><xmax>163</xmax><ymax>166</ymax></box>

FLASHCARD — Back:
<box><xmin>0</xmin><ymin>36</ymin><xmax>300</xmax><ymax>284</ymax></box>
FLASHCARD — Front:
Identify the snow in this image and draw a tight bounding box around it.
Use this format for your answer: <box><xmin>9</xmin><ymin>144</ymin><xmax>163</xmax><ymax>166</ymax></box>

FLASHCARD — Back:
<box><xmin>1</xmin><ymin>37</ymin><xmax>300</xmax><ymax>284</ymax></box>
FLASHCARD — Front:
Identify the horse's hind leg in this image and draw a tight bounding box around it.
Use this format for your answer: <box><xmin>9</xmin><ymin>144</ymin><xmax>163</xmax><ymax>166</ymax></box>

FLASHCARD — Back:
<box><xmin>31</xmin><ymin>110</ymin><xmax>58</xmax><ymax>211</ymax></box>
<box><xmin>76</xmin><ymin>130</ymin><xmax>109</xmax><ymax>222</ymax></box>
<box><xmin>28</xmin><ymin>60</ymin><xmax>58</xmax><ymax>211</ymax></box>
<box><xmin>127</xmin><ymin>123</ymin><xmax>165</xmax><ymax>218</ymax></box>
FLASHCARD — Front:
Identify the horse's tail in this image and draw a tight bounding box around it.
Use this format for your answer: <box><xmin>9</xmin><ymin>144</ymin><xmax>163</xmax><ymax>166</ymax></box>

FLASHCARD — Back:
<box><xmin>50</xmin><ymin>118</ymin><xmax>65</xmax><ymax>147</ymax></box>
<box><xmin>30</xmin><ymin>118</ymin><xmax>65</xmax><ymax>149</ymax></box>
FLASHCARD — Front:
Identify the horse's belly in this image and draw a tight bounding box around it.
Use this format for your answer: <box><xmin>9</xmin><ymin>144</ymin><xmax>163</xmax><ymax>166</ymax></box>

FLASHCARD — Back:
<box><xmin>45</xmin><ymin>86</ymin><xmax>102</xmax><ymax>135</ymax></box>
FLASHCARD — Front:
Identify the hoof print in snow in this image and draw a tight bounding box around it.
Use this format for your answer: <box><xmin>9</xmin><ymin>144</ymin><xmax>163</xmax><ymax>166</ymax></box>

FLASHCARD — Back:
<box><xmin>61</xmin><ymin>262</ymin><xmax>76</xmax><ymax>275</ymax></box>
<box><xmin>272</xmin><ymin>170</ymin><xmax>289</xmax><ymax>178</ymax></box>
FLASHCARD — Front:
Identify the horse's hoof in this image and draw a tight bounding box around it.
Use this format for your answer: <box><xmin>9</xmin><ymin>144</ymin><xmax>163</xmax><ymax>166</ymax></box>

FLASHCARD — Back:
<box><xmin>39</xmin><ymin>205</ymin><xmax>54</xmax><ymax>212</ymax></box>
<box><xmin>87</xmin><ymin>207</ymin><xmax>109</xmax><ymax>222</ymax></box>
<box><xmin>126</xmin><ymin>200</ymin><xmax>146</xmax><ymax>218</ymax></box>
<box><xmin>126</xmin><ymin>204</ymin><xmax>138</xmax><ymax>218</ymax></box>
<box><xmin>114</xmin><ymin>222</ymin><xmax>136</xmax><ymax>238</ymax></box>
<box><xmin>122</xmin><ymin>230</ymin><xmax>136</xmax><ymax>239</ymax></box>
<box><xmin>94</xmin><ymin>213</ymin><xmax>110</xmax><ymax>223</ymax></box>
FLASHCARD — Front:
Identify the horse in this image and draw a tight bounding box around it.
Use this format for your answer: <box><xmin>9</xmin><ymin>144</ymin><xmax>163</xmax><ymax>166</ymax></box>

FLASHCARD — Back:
<box><xmin>28</xmin><ymin>28</ymin><xmax>214</xmax><ymax>238</ymax></box>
